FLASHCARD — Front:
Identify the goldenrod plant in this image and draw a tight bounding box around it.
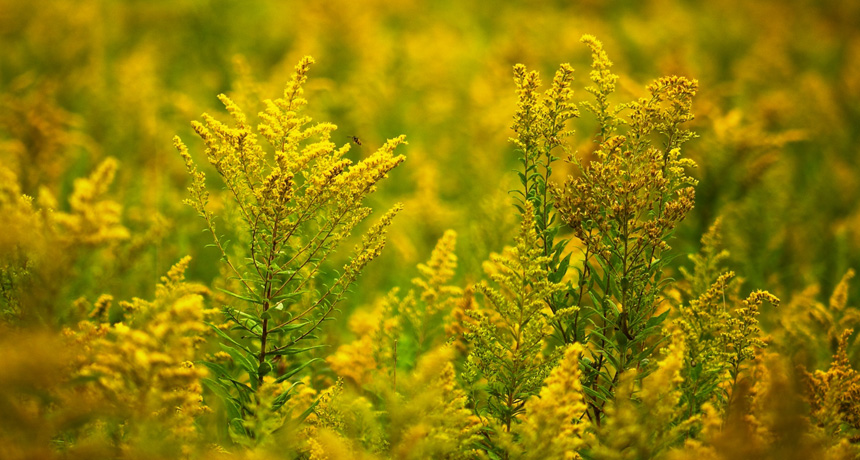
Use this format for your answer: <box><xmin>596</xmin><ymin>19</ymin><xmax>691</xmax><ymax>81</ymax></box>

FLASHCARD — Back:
<box><xmin>311</xmin><ymin>347</ymin><xmax>480</xmax><ymax>459</ymax></box>
<box><xmin>327</xmin><ymin>229</ymin><xmax>463</xmax><ymax>388</ymax></box>
<box><xmin>0</xmin><ymin>258</ymin><xmax>211</xmax><ymax>459</ymax></box>
<box><xmin>3</xmin><ymin>2</ymin><xmax>860</xmax><ymax>457</ymax></box>
<box><xmin>0</xmin><ymin>157</ymin><xmax>128</xmax><ymax>324</ymax></box>
<box><xmin>509</xmin><ymin>61</ymin><xmax>579</xmax><ymax>344</ymax></box>
<box><xmin>589</xmin><ymin>334</ymin><xmax>696</xmax><ymax>460</ymax></box>
<box><xmin>510</xmin><ymin>343</ymin><xmax>589</xmax><ymax>459</ymax></box>
<box><xmin>803</xmin><ymin>329</ymin><xmax>860</xmax><ymax>447</ymax></box>
<box><xmin>675</xmin><ymin>220</ymin><xmax>779</xmax><ymax>417</ymax></box>
<box><xmin>402</xmin><ymin>229</ymin><xmax>463</xmax><ymax>358</ymax></box>
<box><xmin>778</xmin><ymin>269</ymin><xmax>860</xmax><ymax>366</ymax></box>
<box><xmin>67</xmin><ymin>257</ymin><xmax>212</xmax><ymax>457</ymax></box>
<box><xmin>175</xmin><ymin>56</ymin><xmax>406</xmax><ymax>443</ymax></box>
<box><xmin>551</xmin><ymin>35</ymin><xmax>699</xmax><ymax>425</ymax></box>
<box><xmin>464</xmin><ymin>203</ymin><xmax>566</xmax><ymax>437</ymax></box>
<box><xmin>457</xmin><ymin>60</ymin><xmax>580</xmax><ymax>448</ymax></box>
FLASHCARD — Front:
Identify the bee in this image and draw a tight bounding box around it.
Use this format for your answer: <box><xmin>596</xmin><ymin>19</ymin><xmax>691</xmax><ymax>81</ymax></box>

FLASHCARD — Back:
<box><xmin>348</xmin><ymin>135</ymin><xmax>362</xmax><ymax>146</ymax></box>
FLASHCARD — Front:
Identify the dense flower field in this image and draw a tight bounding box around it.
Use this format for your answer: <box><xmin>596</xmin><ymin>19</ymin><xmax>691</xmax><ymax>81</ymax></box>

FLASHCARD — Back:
<box><xmin>2</xmin><ymin>1</ymin><xmax>860</xmax><ymax>458</ymax></box>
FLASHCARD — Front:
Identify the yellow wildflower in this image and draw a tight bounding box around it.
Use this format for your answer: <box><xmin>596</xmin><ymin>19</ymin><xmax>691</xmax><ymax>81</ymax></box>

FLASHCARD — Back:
<box><xmin>515</xmin><ymin>343</ymin><xmax>588</xmax><ymax>460</ymax></box>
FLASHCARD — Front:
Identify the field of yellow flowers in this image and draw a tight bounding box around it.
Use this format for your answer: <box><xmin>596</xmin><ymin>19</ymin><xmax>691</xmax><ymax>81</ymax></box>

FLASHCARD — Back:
<box><xmin>2</xmin><ymin>1</ymin><xmax>860</xmax><ymax>458</ymax></box>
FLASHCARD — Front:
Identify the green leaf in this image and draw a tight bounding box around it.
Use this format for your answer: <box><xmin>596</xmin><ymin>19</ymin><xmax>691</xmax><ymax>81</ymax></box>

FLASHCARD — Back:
<box><xmin>228</xmin><ymin>418</ymin><xmax>247</xmax><ymax>438</ymax></box>
<box><xmin>217</xmin><ymin>287</ymin><xmax>263</xmax><ymax>305</ymax></box>
<box><xmin>614</xmin><ymin>328</ymin><xmax>629</xmax><ymax>348</ymax></box>
<box><xmin>272</xmin><ymin>291</ymin><xmax>306</xmax><ymax>302</ymax></box>
<box><xmin>582</xmin><ymin>385</ymin><xmax>608</xmax><ymax>404</ymax></box>
<box><xmin>275</xmin><ymin>358</ymin><xmax>322</xmax><ymax>383</ymax></box>
<box><xmin>557</xmin><ymin>252</ymin><xmax>572</xmax><ymax>276</ymax></box>
<box><xmin>226</xmin><ymin>378</ymin><xmax>255</xmax><ymax>398</ymax></box>
<box><xmin>202</xmin><ymin>377</ymin><xmax>242</xmax><ymax>421</ymax></box>
<box><xmin>587</xmin><ymin>292</ymin><xmax>607</xmax><ymax>318</ymax></box>
<box><xmin>205</xmin><ymin>322</ymin><xmax>254</xmax><ymax>354</ymax></box>
<box><xmin>297</xmin><ymin>397</ymin><xmax>321</xmax><ymax>424</ymax></box>
<box><xmin>269</xmin><ymin>344</ymin><xmax>326</xmax><ymax>356</ymax></box>
<box><xmin>645</xmin><ymin>308</ymin><xmax>670</xmax><ymax>329</ymax></box>
<box><xmin>234</xmin><ymin>309</ymin><xmax>262</xmax><ymax>322</ymax></box>
<box><xmin>272</xmin><ymin>385</ymin><xmax>295</xmax><ymax>411</ymax></box>
<box><xmin>605</xmin><ymin>299</ymin><xmax>620</xmax><ymax>317</ymax></box>
<box><xmin>219</xmin><ymin>343</ymin><xmax>258</xmax><ymax>381</ymax></box>
<box><xmin>269</xmin><ymin>321</ymin><xmax>309</xmax><ymax>335</ymax></box>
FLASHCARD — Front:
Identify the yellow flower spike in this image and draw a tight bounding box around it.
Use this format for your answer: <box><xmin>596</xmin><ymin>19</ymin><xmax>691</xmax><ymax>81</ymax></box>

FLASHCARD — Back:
<box><xmin>88</xmin><ymin>294</ymin><xmax>113</xmax><ymax>320</ymax></box>
<box><xmin>580</xmin><ymin>34</ymin><xmax>618</xmax><ymax>125</ymax></box>
<box><xmin>829</xmin><ymin>269</ymin><xmax>855</xmax><ymax>312</ymax></box>
<box><xmin>51</xmin><ymin>157</ymin><xmax>130</xmax><ymax>246</ymax></box>
<box><xmin>328</xmin><ymin>335</ymin><xmax>378</xmax><ymax>386</ymax></box>
<box><xmin>380</xmin><ymin>346</ymin><xmax>482</xmax><ymax>459</ymax></box>
<box><xmin>284</xmin><ymin>56</ymin><xmax>315</xmax><ymax>103</ymax></box>
<box><xmin>217</xmin><ymin>93</ymin><xmax>249</xmax><ymax>129</ymax></box>
<box><xmin>515</xmin><ymin>343</ymin><xmax>588</xmax><ymax>459</ymax></box>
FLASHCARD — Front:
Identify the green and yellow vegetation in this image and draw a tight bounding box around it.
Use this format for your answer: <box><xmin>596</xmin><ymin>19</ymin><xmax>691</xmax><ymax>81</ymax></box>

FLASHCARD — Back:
<box><xmin>2</xmin><ymin>1</ymin><xmax>860</xmax><ymax>458</ymax></box>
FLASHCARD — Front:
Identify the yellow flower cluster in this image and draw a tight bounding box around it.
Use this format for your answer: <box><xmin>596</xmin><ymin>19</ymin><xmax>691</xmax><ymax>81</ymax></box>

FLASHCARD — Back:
<box><xmin>670</xmin><ymin>349</ymin><xmax>860</xmax><ymax>460</ymax></box>
<box><xmin>176</xmin><ymin>57</ymin><xmax>406</xmax><ymax>318</ymax></box>
<box><xmin>63</xmin><ymin>258</ymin><xmax>212</xmax><ymax>455</ymax></box>
<box><xmin>510</xmin><ymin>61</ymin><xmax>578</xmax><ymax>160</ymax></box>
<box><xmin>514</xmin><ymin>343</ymin><xmax>588</xmax><ymax>460</ymax></box>
<box><xmin>53</xmin><ymin>157</ymin><xmax>130</xmax><ymax>245</ymax></box>
<box><xmin>326</xmin><ymin>319</ymin><xmax>379</xmax><ymax>386</ymax></box>
<box><xmin>466</xmin><ymin>203</ymin><xmax>567</xmax><ymax>432</ymax></box>
<box><xmin>723</xmin><ymin>290</ymin><xmax>779</xmax><ymax>371</ymax></box>
<box><xmin>778</xmin><ymin>269</ymin><xmax>859</xmax><ymax>363</ymax></box>
<box><xmin>316</xmin><ymin>348</ymin><xmax>480</xmax><ymax>460</ymax></box>
<box><xmin>803</xmin><ymin>329</ymin><xmax>860</xmax><ymax>442</ymax></box>
<box><xmin>399</xmin><ymin>230</ymin><xmax>463</xmax><ymax>352</ymax></box>
<box><xmin>445</xmin><ymin>287</ymin><xmax>477</xmax><ymax>355</ymax></box>
<box><xmin>675</xmin><ymin>219</ymin><xmax>779</xmax><ymax>417</ymax></box>
<box><xmin>0</xmin><ymin>157</ymin><xmax>129</xmax><ymax>323</ymax></box>
<box><xmin>412</xmin><ymin>230</ymin><xmax>461</xmax><ymax>310</ymax></box>
<box><xmin>385</xmin><ymin>347</ymin><xmax>481</xmax><ymax>459</ymax></box>
<box><xmin>327</xmin><ymin>230</ymin><xmax>463</xmax><ymax>386</ymax></box>
<box><xmin>591</xmin><ymin>334</ymin><xmax>696</xmax><ymax>460</ymax></box>
<box><xmin>580</xmin><ymin>34</ymin><xmax>619</xmax><ymax>134</ymax></box>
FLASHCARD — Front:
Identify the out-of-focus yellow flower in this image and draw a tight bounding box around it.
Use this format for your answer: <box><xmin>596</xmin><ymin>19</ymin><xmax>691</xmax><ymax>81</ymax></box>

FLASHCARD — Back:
<box><xmin>515</xmin><ymin>343</ymin><xmax>588</xmax><ymax>459</ymax></box>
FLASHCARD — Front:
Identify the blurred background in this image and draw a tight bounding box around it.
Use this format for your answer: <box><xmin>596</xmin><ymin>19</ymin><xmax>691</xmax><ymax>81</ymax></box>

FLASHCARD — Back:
<box><xmin>2</xmin><ymin>0</ymin><xmax>859</xmax><ymax>331</ymax></box>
